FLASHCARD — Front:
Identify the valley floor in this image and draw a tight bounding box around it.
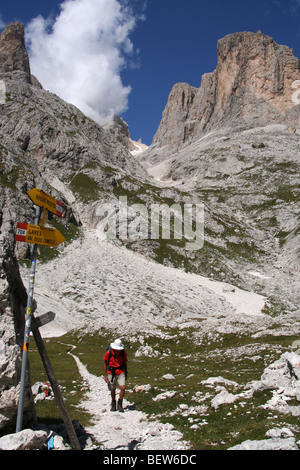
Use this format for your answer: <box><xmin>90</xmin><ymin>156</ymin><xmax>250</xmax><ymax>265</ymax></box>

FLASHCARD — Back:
<box><xmin>21</xmin><ymin>229</ymin><xmax>300</xmax><ymax>450</ymax></box>
<box><xmin>23</xmin><ymin>228</ymin><xmax>267</xmax><ymax>340</ymax></box>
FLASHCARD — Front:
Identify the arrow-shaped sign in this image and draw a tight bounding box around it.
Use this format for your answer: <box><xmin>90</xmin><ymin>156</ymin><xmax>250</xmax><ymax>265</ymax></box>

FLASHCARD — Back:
<box><xmin>15</xmin><ymin>223</ymin><xmax>66</xmax><ymax>247</ymax></box>
<box><xmin>32</xmin><ymin>311</ymin><xmax>56</xmax><ymax>330</ymax></box>
<box><xmin>27</xmin><ymin>188</ymin><xmax>63</xmax><ymax>217</ymax></box>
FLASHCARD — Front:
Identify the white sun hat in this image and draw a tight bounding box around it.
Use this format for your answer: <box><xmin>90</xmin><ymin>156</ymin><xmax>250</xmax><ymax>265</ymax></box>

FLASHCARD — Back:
<box><xmin>110</xmin><ymin>338</ymin><xmax>124</xmax><ymax>350</ymax></box>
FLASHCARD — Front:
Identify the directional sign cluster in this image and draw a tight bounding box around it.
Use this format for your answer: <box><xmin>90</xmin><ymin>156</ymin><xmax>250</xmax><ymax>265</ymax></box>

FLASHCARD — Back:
<box><xmin>14</xmin><ymin>189</ymin><xmax>77</xmax><ymax>440</ymax></box>
<box><xmin>15</xmin><ymin>188</ymin><xmax>66</xmax><ymax>247</ymax></box>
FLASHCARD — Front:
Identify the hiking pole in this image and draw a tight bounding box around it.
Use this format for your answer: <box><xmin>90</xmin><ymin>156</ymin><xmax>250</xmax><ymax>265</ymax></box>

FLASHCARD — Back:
<box><xmin>16</xmin><ymin>205</ymin><xmax>41</xmax><ymax>433</ymax></box>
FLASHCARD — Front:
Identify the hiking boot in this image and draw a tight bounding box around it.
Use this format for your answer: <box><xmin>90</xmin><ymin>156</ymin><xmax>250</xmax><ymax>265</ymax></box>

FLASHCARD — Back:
<box><xmin>110</xmin><ymin>400</ymin><xmax>116</xmax><ymax>411</ymax></box>
<box><xmin>117</xmin><ymin>399</ymin><xmax>124</xmax><ymax>412</ymax></box>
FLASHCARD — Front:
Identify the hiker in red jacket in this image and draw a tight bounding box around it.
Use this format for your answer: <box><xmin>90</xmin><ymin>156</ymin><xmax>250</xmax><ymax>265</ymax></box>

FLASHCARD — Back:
<box><xmin>104</xmin><ymin>338</ymin><xmax>128</xmax><ymax>412</ymax></box>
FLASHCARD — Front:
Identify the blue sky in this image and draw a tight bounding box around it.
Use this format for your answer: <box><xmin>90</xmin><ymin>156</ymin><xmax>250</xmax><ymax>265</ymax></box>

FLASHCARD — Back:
<box><xmin>1</xmin><ymin>0</ymin><xmax>300</xmax><ymax>145</ymax></box>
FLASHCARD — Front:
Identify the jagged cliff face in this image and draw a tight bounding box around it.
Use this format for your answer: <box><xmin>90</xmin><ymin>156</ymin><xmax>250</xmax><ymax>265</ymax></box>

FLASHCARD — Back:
<box><xmin>140</xmin><ymin>30</ymin><xmax>300</xmax><ymax>317</ymax></box>
<box><xmin>153</xmin><ymin>31</ymin><xmax>300</xmax><ymax>148</ymax></box>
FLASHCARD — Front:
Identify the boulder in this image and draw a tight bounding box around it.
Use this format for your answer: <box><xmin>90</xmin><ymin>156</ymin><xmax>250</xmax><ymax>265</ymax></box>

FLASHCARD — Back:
<box><xmin>245</xmin><ymin>352</ymin><xmax>300</xmax><ymax>394</ymax></box>
<box><xmin>0</xmin><ymin>429</ymin><xmax>47</xmax><ymax>450</ymax></box>
<box><xmin>228</xmin><ymin>437</ymin><xmax>298</xmax><ymax>450</ymax></box>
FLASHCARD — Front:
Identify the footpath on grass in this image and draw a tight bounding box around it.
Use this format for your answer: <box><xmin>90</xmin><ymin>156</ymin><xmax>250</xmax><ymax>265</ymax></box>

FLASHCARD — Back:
<box><xmin>69</xmin><ymin>350</ymin><xmax>189</xmax><ymax>450</ymax></box>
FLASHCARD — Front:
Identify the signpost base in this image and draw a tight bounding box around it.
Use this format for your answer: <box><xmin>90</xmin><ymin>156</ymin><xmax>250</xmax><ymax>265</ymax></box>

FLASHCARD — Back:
<box><xmin>32</xmin><ymin>316</ymin><xmax>81</xmax><ymax>451</ymax></box>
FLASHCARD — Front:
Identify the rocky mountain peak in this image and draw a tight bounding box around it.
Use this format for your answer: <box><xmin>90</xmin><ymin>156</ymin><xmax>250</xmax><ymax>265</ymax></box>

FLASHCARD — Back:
<box><xmin>153</xmin><ymin>31</ymin><xmax>300</xmax><ymax>148</ymax></box>
<box><xmin>0</xmin><ymin>22</ymin><xmax>31</xmax><ymax>82</ymax></box>
<box><xmin>215</xmin><ymin>30</ymin><xmax>299</xmax><ymax>116</ymax></box>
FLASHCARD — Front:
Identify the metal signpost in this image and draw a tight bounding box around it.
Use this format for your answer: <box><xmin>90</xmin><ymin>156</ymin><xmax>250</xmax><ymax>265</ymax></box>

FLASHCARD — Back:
<box><xmin>14</xmin><ymin>189</ymin><xmax>80</xmax><ymax>449</ymax></box>
<box><xmin>15</xmin><ymin>204</ymin><xmax>41</xmax><ymax>433</ymax></box>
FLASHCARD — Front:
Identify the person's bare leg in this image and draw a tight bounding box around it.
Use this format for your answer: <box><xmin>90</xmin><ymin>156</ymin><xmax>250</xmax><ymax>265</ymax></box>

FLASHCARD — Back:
<box><xmin>110</xmin><ymin>388</ymin><xmax>116</xmax><ymax>411</ymax></box>
<box><xmin>119</xmin><ymin>386</ymin><xmax>125</xmax><ymax>401</ymax></box>
<box><xmin>118</xmin><ymin>385</ymin><xmax>125</xmax><ymax>411</ymax></box>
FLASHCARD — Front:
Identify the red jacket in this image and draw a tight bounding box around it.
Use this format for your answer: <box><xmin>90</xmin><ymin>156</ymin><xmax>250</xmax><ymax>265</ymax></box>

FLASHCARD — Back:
<box><xmin>104</xmin><ymin>349</ymin><xmax>127</xmax><ymax>376</ymax></box>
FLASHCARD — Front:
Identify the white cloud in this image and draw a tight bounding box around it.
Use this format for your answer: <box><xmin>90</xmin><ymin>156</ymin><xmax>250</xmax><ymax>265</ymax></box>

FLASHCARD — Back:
<box><xmin>25</xmin><ymin>0</ymin><xmax>140</xmax><ymax>125</ymax></box>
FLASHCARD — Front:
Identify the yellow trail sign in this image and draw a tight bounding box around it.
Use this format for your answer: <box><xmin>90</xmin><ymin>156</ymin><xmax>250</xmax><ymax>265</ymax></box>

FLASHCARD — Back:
<box><xmin>16</xmin><ymin>223</ymin><xmax>66</xmax><ymax>247</ymax></box>
<box><xmin>27</xmin><ymin>188</ymin><xmax>63</xmax><ymax>217</ymax></box>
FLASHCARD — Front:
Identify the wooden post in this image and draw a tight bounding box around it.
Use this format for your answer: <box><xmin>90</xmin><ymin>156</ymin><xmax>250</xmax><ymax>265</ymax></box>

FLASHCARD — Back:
<box><xmin>32</xmin><ymin>317</ymin><xmax>81</xmax><ymax>450</ymax></box>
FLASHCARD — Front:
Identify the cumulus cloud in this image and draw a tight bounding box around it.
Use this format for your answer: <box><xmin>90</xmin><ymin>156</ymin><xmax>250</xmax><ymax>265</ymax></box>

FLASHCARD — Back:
<box><xmin>26</xmin><ymin>0</ymin><xmax>140</xmax><ymax>124</ymax></box>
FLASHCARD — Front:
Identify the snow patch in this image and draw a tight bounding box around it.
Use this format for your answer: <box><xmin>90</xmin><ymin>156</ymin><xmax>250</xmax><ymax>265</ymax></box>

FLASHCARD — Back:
<box><xmin>130</xmin><ymin>139</ymin><xmax>149</xmax><ymax>157</ymax></box>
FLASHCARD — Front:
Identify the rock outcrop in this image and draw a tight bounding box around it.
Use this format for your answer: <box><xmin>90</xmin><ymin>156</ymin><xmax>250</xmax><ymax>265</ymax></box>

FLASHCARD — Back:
<box><xmin>153</xmin><ymin>31</ymin><xmax>300</xmax><ymax>148</ymax></box>
<box><xmin>0</xmin><ymin>189</ymin><xmax>36</xmax><ymax>434</ymax></box>
<box><xmin>0</xmin><ymin>23</ymin><xmax>39</xmax><ymax>434</ymax></box>
<box><xmin>0</xmin><ymin>22</ymin><xmax>30</xmax><ymax>74</ymax></box>
<box><xmin>0</xmin><ymin>22</ymin><xmax>32</xmax><ymax>84</ymax></box>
